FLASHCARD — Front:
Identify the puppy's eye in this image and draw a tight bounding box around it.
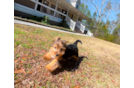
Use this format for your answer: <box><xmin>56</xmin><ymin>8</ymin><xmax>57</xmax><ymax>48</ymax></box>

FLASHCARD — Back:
<box><xmin>54</xmin><ymin>47</ymin><xmax>56</xmax><ymax>49</ymax></box>
<box><xmin>60</xmin><ymin>49</ymin><xmax>62</xmax><ymax>51</ymax></box>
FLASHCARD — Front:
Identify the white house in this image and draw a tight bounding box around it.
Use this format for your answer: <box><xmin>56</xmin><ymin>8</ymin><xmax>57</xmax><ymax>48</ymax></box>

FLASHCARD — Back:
<box><xmin>14</xmin><ymin>0</ymin><xmax>93</xmax><ymax>36</ymax></box>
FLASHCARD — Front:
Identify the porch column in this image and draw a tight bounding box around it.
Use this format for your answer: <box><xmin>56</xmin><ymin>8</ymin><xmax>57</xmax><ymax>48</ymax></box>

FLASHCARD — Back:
<box><xmin>82</xmin><ymin>16</ymin><xmax>85</xmax><ymax>33</ymax></box>
<box><xmin>77</xmin><ymin>14</ymin><xmax>79</xmax><ymax>21</ymax></box>
<box><xmin>67</xmin><ymin>6</ymin><xmax>70</xmax><ymax>16</ymax></box>
<box><xmin>82</xmin><ymin>16</ymin><xmax>84</xmax><ymax>22</ymax></box>
<box><xmin>65</xmin><ymin>6</ymin><xmax>70</xmax><ymax>20</ymax></box>
<box><xmin>34</xmin><ymin>0</ymin><xmax>38</xmax><ymax>11</ymax></box>
<box><xmin>54</xmin><ymin>0</ymin><xmax>59</xmax><ymax>17</ymax></box>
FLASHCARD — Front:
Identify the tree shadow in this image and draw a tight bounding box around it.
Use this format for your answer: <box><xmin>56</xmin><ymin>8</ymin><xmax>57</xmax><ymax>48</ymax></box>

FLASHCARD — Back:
<box><xmin>51</xmin><ymin>56</ymin><xmax>88</xmax><ymax>75</ymax></box>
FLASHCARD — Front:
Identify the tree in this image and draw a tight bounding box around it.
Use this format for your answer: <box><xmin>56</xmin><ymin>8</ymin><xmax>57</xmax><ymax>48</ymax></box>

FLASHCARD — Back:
<box><xmin>80</xmin><ymin>0</ymin><xmax>120</xmax><ymax>44</ymax></box>
<box><xmin>79</xmin><ymin>4</ymin><xmax>89</xmax><ymax>16</ymax></box>
<box><xmin>82</xmin><ymin>0</ymin><xmax>120</xmax><ymax>35</ymax></box>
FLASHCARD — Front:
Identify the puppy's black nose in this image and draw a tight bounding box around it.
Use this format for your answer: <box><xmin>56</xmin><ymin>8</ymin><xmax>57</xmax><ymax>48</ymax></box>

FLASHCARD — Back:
<box><xmin>56</xmin><ymin>54</ymin><xmax>59</xmax><ymax>56</ymax></box>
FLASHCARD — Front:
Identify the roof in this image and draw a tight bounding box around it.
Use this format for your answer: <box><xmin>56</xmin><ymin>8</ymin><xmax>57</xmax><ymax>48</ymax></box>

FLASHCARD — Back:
<box><xmin>51</xmin><ymin>0</ymin><xmax>91</xmax><ymax>21</ymax></box>
<box><xmin>63</xmin><ymin>0</ymin><xmax>91</xmax><ymax>21</ymax></box>
<box><xmin>69</xmin><ymin>0</ymin><xmax>78</xmax><ymax>2</ymax></box>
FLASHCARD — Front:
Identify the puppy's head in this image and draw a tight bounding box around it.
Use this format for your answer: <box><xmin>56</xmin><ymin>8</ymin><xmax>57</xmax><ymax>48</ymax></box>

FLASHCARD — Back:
<box><xmin>49</xmin><ymin>37</ymin><xmax>68</xmax><ymax>58</ymax></box>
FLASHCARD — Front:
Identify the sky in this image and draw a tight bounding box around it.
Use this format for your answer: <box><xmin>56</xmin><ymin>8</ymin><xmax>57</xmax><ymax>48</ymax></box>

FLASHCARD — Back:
<box><xmin>81</xmin><ymin>0</ymin><xmax>120</xmax><ymax>22</ymax></box>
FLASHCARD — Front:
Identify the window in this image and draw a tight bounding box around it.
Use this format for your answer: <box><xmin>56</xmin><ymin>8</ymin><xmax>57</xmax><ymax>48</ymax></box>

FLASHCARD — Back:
<box><xmin>39</xmin><ymin>0</ymin><xmax>42</xmax><ymax>3</ymax></box>
<box><xmin>62</xmin><ymin>9</ymin><xmax>67</xmax><ymax>14</ymax></box>
<box><xmin>51</xmin><ymin>4</ymin><xmax>55</xmax><ymax>9</ymax></box>
<box><xmin>37</xmin><ymin>5</ymin><xmax>41</xmax><ymax>11</ymax></box>
<box><xmin>71</xmin><ymin>15</ymin><xmax>73</xmax><ymax>19</ymax></box>
<box><xmin>57</xmin><ymin>7</ymin><xmax>61</xmax><ymax>12</ymax></box>
<box><xmin>50</xmin><ymin>10</ymin><xmax>54</xmax><ymax>15</ymax></box>
<box><xmin>43</xmin><ymin>0</ymin><xmax>49</xmax><ymax>6</ymax></box>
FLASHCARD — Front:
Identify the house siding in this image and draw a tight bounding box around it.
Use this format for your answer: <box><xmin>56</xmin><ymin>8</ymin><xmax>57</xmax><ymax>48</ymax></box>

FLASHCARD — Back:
<box><xmin>14</xmin><ymin>0</ymin><xmax>35</xmax><ymax>9</ymax></box>
<box><xmin>14</xmin><ymin>10</ymin><xmax>32</xmax><ymax>18</ymax></box>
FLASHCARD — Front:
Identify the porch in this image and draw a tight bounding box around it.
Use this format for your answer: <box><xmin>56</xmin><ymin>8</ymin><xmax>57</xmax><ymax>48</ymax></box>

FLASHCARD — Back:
<box><xmin>14</xmin><ymin>0</ymin><xmax>93</xmax><ymax>36</ymax></box>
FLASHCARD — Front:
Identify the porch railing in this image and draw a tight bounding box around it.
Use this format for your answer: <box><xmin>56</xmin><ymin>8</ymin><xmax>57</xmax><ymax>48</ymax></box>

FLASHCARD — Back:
<box><xmin>76</xmin><ymin>20</ymin><xmax>85</xmax><ymax>33</ymax></box>
<box><xmin>66</xmin><ymin>16</ymin><xmax>76</xmax><ymax>31</ymax></box>
<box><xmin>14</xmin><ymin>2</ymin><xmax>62</xmax><ymax>23</ymax></box>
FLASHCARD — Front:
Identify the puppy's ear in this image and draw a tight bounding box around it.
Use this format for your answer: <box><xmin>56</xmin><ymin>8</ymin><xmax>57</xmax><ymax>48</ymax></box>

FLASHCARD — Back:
<box><xmin>55</xmin><ymin>37</ymin><xmax>61</xmax><ymax>41</ymax></box>
<box><xmin>62</xmin><ymin>40</ymin><xmax>68</xmax><ymax>44</ymax></box>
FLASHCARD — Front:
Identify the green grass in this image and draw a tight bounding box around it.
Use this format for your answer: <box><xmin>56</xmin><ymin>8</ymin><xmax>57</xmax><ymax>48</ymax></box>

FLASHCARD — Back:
<box><xmin>15</xmin><ymin>41</ymin><xmax>21</xmax><ymax>46</ymax></box>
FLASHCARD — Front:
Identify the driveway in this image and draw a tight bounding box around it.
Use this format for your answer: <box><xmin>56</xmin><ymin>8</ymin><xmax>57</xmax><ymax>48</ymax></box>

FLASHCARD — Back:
<box><xmin>14</xmin><ymin>19</ymin><xmax>90</xmax><ymax>37</ymax></box>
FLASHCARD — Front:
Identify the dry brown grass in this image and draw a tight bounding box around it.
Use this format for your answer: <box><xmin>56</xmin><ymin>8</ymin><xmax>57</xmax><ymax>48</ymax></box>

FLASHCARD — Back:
<box><xmin>14</xmin><ymin>23</ymin><xmax>120</xmax><ymax>88</ymax></box>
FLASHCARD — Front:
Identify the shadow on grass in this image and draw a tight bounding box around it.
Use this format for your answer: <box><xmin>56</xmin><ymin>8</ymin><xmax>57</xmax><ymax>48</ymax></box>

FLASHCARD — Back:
<box><xmin>51</xmin><ymin>56</ymin><xmax>88</xmax><ymax>75</ymax></box>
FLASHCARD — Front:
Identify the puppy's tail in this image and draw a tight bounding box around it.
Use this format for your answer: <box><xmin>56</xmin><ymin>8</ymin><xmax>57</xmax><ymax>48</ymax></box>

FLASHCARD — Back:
<box><xmin>74</xmin><ymin>40</ymin><xmax>82</xmax><ymax>45</ymax></box>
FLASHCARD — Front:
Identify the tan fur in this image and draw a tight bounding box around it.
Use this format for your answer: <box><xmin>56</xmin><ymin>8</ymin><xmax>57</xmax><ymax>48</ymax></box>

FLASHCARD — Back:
<box><xmin>45</xmin><ymin>58</ymin><xmax>60</xmax><ymax>72</ymax></box>
<box><xmin>72</xmin><ymin>55</ymin><xmax>79</xmax><ymax>61</ymax></box>
<box><xmin>44</xmin><ymin>37</ymin><xmax>68</xmax><ymax>72</ymax></box>
<box><xmin>43</xmin><ymin>37</ymin><xmax>68</xmax><ymax>61</ymax></box>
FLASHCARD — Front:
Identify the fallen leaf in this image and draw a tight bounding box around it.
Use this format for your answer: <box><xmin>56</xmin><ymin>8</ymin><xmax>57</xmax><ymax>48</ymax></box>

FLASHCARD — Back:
<box><xmin>28</xmin><ymin>71</ymin><xmax>34</xmax><ymax>74</ymax></box>
<box><xmin>87</xmin><ymin>62</ymin><xmax>92</xmax><ymax>67</ymax></box>
<box><xmin>89</xmin><ymin>76</ymin><xmax>91</xmax><ymax>80</ymax></box>
<box><xmin>33</xmin><ymin>52</ymin><xmax>37</xmax><ymax>56</ymax></box>
<box><xmin>34</xmin><ymin>83</ymin><xmax>37</xmax><ymax>88</ymax></box>
<box><xmin>96</xmin><ymin>74</ymin><xmax>100</xmax><ymax>78</ymax></box>
<box><xmin>65</xmin><ymin>77</ymin><xmax>70</xmax><ymax>85</ymax></box>
<box><xmin>74</xmin><ymin>85</ymin><xmax>80</xmax><ymax>88</ymax></box>
<box><xmin>38</xmin><ymin>82</ymin><xmax>42</xmax><ymax>86</ymax></box>
<box><xmin>24</xmin><ymin>54</ymin><xmax>28</xmax><ymax>57</ymax></box>
<box><xmin>77</xmin><ymin>81</ymin><xmax>81</xmax><ymax>86</ymax></box>
<box><xmin>44</xmin><ymin>73</ymin><xmax>49</xmax><ymax>76</ymax></box>
<box><xmin>81</xmin><ymin>83</ymin><xmax>85</xmax><ymax>86</ymax></box>
<box><xmin>22</xmin><ymin>78</ymin><xmax>31</xmax><ymax>84</ymax></box>
<box><xmin>27</xmin><ymin>57</ymin><xmax>30</xmax><ymax>59</ymax></box>
<box><xmin>117</xmin><ymin>84</ymin><xmax>120</xmax><ymax>87</ymax></box>
<box><xmin>14</xmin><ymin>68</ymin><xmax>26</xmax><ymax>74</ymax></box>
<box><xmin>74</xmin><ymin>72</ymin><xmax>76</xmax><ymax>75</ymax></box>
<box><xmin>19</xmin><ymin>61</ymin><xmax>23</xmax><ymax>64</ymax></box>
<box><xmin>107</xmin><ymin>84</ymin><xmax>109</xmax><ymax>88</ymax></box>
<box><xmin>38</xmin><ymin>68</ymin><xmax>41</xmax><ymax>72</ymax></box>
<box><xmin>111</xmin><ymin>79</ymin><xmax>116</xmax><ymax>84</ymax></box>
<box><xmin>14</xmin><ymin>80</ymin><xmax>21</xmax><ymax>85</ymax></box>
<box><xmin>14</xmin><ymin>58</ymin><xmax>21</xmax><ymax>63</ymax></box>
<box><xmin>81</xmin><ymin>75</ymin><xmax>83</xmax><ymax>77</ymax></box>
<box><xmin>32</xmin><ymin>59</ymin><xmax>36</xmax><ymax>63</ymax></box>
<box><xmin>22</xmin><ymin>57</ymin><xmax>26</xmax><ymax>60</ymax></box>
<box><xmin>58</xmin><ymin>77</ymin><xmax>63</xmax><ymax>82</ymax></box>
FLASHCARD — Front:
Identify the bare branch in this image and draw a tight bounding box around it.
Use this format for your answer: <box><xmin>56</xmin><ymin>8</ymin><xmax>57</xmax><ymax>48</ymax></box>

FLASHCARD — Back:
<box><xmin>91</xmin><ymin>0</ymin><xmax>99</xmax><ymax>15</ymax></box>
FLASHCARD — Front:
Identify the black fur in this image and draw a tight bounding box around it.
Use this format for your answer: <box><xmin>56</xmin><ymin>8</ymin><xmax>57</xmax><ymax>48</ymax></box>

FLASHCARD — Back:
<box><xmin>74</xmin><ymin>40</ymin><xmax>82</xmax><ymax>45</ymax></box>
<box><xmin>62</xmin><ymin>40</ymin><xmax>82</xmax><ymax>60</ymax></box>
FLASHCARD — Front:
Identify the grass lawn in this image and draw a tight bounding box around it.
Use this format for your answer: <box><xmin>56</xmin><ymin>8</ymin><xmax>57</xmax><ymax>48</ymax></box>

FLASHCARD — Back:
<box><xmin>14</xmin><ymin>23</ymin><xmax>120</xmax><ymax>88</ymax></box>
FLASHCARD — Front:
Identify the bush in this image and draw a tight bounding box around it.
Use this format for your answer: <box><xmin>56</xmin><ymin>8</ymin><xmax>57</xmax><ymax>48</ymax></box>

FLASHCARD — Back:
<box><xmin>30</xmin><ymin>15</ymin><xmax>50</xmax><ymax>24</ymax></box>
<box><xmin>61</xmin><ymin>19</ymin><xmax>70</xmax><ymax>29</ymax></box>
<box><xmin>30</xmin><ymin>16</ymin><xmax>43</xmax><ymax>22</ymax></box>
<box><xmin>41</xmin><ymin>16</ymin><xmax>50</xmax><ymax>24</ymax></box>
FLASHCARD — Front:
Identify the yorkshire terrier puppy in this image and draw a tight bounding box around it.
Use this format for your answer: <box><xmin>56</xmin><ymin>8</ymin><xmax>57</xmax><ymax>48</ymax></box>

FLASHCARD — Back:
<box><xmin>43</xmin><ymin>37</ymin><xmax>68</xmax><ymax>61</ymax></box>
<box><xmin>43</xmin><ymin>37</ymin><xmax>68</xmax><ymax>72</ymax></box>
